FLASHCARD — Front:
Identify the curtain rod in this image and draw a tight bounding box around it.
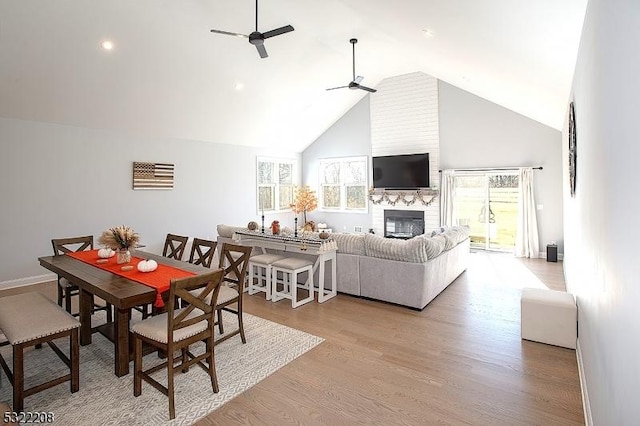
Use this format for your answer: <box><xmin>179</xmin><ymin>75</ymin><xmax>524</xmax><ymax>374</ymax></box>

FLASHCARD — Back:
<box><xmin>438</xmin><ymin>166</ymin><xmax>543</xmax><ymax>172</ymax></box>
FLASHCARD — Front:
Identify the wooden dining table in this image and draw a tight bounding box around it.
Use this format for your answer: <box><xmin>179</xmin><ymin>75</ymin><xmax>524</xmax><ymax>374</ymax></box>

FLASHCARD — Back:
<box><xmin>38</xmin><ymin>251</ymin><xmax>210</xmax><ymax>377</ymax></box>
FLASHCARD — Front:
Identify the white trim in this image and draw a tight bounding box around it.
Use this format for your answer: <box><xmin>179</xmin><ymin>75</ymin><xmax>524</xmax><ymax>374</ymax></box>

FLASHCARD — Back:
<box><xmin>0</xmin><ymin>273</ymin><xmax>57</xmax><ymax>290</ymax></box>
<box><xmin>576</xmin><ymin>339</ymin><xmax>593</xmax><ymax>426</ymax></box>
<box><xmin>256</xmin><ymin>156</ymin><xmax>297</xmax><ymax>214</ymax></box>
<box><xmin>318</xmin><ymin>155</ymin><xmax>368</xmax><ymax>213</ymax></box>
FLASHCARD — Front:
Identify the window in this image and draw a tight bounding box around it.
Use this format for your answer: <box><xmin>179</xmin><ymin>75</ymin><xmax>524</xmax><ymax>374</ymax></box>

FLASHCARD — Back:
<box><xmin>257</xmin><ymin>157</ymin><xmax>295</xmax><ymax>213</ymax></box>
<box><xmin>319</xmin><ymin>156</ymin><xmax>368</xmax><ymax>212</ymax></box>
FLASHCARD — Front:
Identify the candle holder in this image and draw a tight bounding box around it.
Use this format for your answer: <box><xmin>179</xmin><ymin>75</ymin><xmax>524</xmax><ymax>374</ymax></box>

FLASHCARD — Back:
<box><xmin>261</xmin><ymin>210</ymin><xmax>265</xmax><ymax>234</ymax></box>
<box><xmin>294</xmin><ymin>217</ymin><xmax>298</xmax><ymax>237</ymax></box>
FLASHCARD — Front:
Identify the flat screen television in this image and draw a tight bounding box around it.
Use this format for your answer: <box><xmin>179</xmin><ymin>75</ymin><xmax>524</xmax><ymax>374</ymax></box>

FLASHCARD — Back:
<box><xmin>372</xmin><ymin>153</ymin><xmax>430</xmax><ymax>189</ymax></box>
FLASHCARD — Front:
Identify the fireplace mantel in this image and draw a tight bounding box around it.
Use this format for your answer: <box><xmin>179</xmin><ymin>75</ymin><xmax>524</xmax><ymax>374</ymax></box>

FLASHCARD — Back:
<box><xmin>369</xmin><ymin>188</ymin><xmax>439</xmax><ymax>207</ymax></box>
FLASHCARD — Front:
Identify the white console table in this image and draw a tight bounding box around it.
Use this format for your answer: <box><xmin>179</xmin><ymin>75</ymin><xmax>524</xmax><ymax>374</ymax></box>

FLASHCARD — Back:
<box><xmin>235</xmin><ymin>230</ymin><xmax>338</xmax><ymax>303</ymax></box>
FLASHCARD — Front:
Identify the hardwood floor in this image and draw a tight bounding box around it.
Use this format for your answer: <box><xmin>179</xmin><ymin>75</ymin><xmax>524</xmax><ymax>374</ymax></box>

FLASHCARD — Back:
<box><xmin>0</xmin><ymin>252</ymin><xmax>583</xmax><ymax>425</ymax></box>
<box><xmin>197</xmin><ymin>252</ymin><xmax>583</xmax><ymax>425</ymax></box>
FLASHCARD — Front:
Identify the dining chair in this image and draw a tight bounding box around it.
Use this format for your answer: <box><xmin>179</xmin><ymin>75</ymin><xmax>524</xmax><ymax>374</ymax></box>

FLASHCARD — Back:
<box><xmin>140</xmin><ymin>233</ymin><xmax>189</xmax><ymax>318</ymax></box>
<box><xmin>215</xmin><ymin>243</ymin><xmax>252</xmax><ymax>345</ymax></box>
<box><xmin>188</xmin><ymin>238</ymin><xmax>217</xmax><ymax>268</ymax></box>
<box><xmin>163</xmin><ymin>233</ymin><xmax>189</xmax><ymax>261</ymax></box>
<box><xmin>51</xmin><ymin>236</ymin><xmax>113</xmax><ymax>322</ymax></box>
<box><xmin>131</xmin><ymin>268</ymin><xmax>225</xmax><ymax>420</ymax></box>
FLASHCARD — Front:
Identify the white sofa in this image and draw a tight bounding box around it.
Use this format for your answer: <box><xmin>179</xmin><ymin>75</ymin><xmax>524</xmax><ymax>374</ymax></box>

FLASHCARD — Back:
<box><xmin>216</xmin><ymin>225</ymin><xmax>470</xmax><ymax>310</ymax></box>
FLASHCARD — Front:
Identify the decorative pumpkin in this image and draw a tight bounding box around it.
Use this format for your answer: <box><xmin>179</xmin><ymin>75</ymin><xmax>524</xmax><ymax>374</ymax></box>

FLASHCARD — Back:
<box><xmin>319</xmin><ymin>231</ymin><xmax>330</xmax><ymax>240</ymax></box>
<box><xmin>98</xmin><ymin>248</ymin><xmax>115</xmax><ymax>259</ymax></box>
<box><xmin>270</xmin><ymin>220</ymin><xmax>280</xmax><ymax>235</ymax></box>
<box><xmin>137</xmin><ymin>259</ymin><xmax>158</xmax><ymax>273</ymax></box>
<box><xmin>317</xmin><ymin>222</ymin><xmax>327</xmax><ymax>230</ymax></box>
<box><xmin>247</xmin><ymin>221</ymin><xmax>258</xmax><ymax>231</ymax></box>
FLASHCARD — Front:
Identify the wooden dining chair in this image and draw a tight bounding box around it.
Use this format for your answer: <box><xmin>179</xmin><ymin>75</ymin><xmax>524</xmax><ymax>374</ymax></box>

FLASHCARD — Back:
<box><xmin>51</xmin><ymin>236</ymin><xmax>113</xmax><ymax>322</ymax></box>
<box><xmin>131</xmin><ymin>268</ymin><xmax>225</xmax><ymax>420</ymax></box>
<box><xmin>215</xmin><ymin>243</ymin><xmax>252</xmax><ymax>345</ymax></box>
<box><xmin>188</xmin><ymin>238</ymin><xmax>217</xmax><ymax>268</ymax></box>
<box><xmin>163</xmin><ymin>233</ymin><xmax>189</xmax><ymax>261</ymax></box>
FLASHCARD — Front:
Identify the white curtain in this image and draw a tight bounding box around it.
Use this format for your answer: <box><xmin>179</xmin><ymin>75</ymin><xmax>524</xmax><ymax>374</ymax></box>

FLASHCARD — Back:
<box><xmin>515</xmin><ymin>167</ymin><xmax>540</xmax><ymax>258</ymax></box>
<box><xmin>440</xmin><ymin>169</ymin><xmax>456</xmax><ymax>227</ymax></box>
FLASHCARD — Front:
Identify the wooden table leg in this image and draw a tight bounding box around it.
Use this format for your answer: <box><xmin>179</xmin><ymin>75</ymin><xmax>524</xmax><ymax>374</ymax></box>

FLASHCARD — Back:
<box><xmin>114</xmin><ymin>307</ymin><xmax>131</xmax><ymax>377</ymax></box>
<box><xmin>79</xmin><ymin>288</ymin><xmax>93</xmax><ymax>345</ymax></box>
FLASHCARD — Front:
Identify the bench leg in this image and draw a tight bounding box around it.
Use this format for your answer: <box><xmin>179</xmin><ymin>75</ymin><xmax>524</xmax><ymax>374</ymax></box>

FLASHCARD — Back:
<box><xmin>12</xmin><ymin>344</ymin><xmax>24</xmax><ymax>412</ymax></box>
<box><xmin>71</xmin><ymin>328</ymin><xmax>79</xmax><ymax>393</ymax></box>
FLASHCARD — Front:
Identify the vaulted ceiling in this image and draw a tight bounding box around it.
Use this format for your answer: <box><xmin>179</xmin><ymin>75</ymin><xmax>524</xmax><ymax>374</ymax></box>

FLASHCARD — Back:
<box><xmin>0</xmin><ymin>0</ymin><xmax>587</xmax><ymax>152</ymax></box>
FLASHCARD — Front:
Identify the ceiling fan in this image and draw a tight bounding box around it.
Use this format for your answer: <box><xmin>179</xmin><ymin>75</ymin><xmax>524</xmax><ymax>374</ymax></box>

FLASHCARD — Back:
<box><xmin>210</xmin><ymin>0</ymin><xmax>294</xmax><ymax>58</ymax></box>
<box><xmin>326</xmin><ymin>38</ymin><xmax>377</xmax><ymax>93</ymax></box>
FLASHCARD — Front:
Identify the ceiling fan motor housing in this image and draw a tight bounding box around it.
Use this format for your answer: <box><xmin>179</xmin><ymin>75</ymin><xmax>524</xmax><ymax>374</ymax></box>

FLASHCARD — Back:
<box><xmin>249</xmin><ymin>32</ymin><xmax>265</xmax><ymax>45</ymax></box>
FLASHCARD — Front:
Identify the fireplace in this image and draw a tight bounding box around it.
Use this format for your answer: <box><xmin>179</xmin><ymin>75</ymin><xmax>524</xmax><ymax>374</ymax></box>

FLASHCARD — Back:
<box><xmin>384</xmin><ymin>210</ymin><xmax>425</xmax><ymax>239</ymax></box>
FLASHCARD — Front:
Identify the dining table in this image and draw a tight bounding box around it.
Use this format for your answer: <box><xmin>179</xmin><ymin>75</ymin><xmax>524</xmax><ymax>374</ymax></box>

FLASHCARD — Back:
<box><xmin>38</xmin><ymin>250</ymin><xmax>210</xmax><ymax>377</ymax></box>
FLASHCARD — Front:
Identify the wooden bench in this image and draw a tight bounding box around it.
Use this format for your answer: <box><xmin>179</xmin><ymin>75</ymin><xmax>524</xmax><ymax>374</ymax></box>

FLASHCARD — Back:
<box><xmin>0</xmin><ymin>292</ymin><xmax>80</xmax><ymax>411</ymax></box>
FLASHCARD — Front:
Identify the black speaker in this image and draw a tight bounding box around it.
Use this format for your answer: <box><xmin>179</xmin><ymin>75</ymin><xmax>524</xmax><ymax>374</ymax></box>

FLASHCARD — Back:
<box><xmin>546</xmin><ymin>244</ymin><xmax>558</xmax><ymax>262</ymax></box>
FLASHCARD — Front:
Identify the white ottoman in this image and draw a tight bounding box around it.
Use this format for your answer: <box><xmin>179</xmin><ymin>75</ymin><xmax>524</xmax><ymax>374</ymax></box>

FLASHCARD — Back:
<box><xmin>521</xmin><ymin>287</ymin><xmax>577</xmax><ymax>349</ymax></box>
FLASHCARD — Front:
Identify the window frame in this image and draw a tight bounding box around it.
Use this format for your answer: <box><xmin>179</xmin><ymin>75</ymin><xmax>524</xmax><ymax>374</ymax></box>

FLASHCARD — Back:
<box><xmin>256</xmin><ymin>157</ymin><xmax>296</xmax><ymax>214</ymax></box>
<box><xmin>318</xmin><ymin>156</ymin><xmax>369</xmax><ymax>213</ymax></box>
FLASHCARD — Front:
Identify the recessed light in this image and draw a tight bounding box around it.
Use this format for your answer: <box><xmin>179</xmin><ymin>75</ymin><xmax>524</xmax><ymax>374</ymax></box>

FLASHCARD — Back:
<box><xmin>101</xmin><ymin>40</ymin><xmax>114</xmax><ymax>51</ymax></box>
<box><xmin>422</xmin><ymin>29</ymin><xmax>434</xmax><ymax>38</ymax></box>
<box><xmin>234</xmin><ymin>82</ymin><xmax>244</xmax><ymax>90</ymax></box>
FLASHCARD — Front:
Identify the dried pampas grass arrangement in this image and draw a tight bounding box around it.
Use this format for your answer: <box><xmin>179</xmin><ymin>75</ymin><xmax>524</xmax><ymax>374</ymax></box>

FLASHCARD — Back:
<box><xmin>98</xmin><ymin>225</ymin><xmax>140</xmax><ymax>249</ymax></box>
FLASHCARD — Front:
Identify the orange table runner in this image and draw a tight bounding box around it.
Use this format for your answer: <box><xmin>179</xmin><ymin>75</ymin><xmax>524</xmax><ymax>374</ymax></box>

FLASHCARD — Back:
<box><xmin>66</xmin><ymin>250</ymin><xmax>195</xmax><ymax>308</ymax></box>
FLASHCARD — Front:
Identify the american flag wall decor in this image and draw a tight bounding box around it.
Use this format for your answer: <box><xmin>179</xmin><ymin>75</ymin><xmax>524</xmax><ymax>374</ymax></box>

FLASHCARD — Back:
<box><xmin>132</xmin><ymin>162</ymin><xmax>174</xmax><ymax>190</ymax></box>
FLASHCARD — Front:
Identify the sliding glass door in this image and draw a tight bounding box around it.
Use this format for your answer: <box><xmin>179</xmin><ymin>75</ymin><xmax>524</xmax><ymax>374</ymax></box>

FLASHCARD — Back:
<box><xmin>453</xmin><ymin>172</ymin><xmax>519</xmax><ymax>251</ymax></box>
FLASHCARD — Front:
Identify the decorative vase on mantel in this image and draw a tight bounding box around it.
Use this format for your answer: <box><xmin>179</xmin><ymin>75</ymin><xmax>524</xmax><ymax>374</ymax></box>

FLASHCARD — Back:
<box><xmin>116</xmin><ymin>248</ymin><xmax>131</xmax><ymax>264</ymax></box>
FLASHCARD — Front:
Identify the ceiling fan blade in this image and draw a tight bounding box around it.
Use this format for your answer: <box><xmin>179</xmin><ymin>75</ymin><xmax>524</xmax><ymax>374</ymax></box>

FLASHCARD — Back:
<box><xmin>358</xmin><ymin>85</ymin><xmax>377</xmax><ymax>93</ymax></box>
<box><xmin>354</xmin><ymin>76</ymin><xmax>364</xmax><ymax>84</ymax></box>
<box><xmin>262</xmin><ymin>25</ymin><xmax>294</xmax><ymax>39</ymax></box>
<box><xmin>326</xmin><ymin>86</ymin><xmax>349</xmax><ymax>91</ymax></box>
<box><xmin>256</xmin><ymin>44</ymin><xmax>268</xmax><ymax>58</ymax></box>
<box><xmin>210</xmin><ymin>29</ymin><xmax>248</xmax><ymax>38</ymax></box>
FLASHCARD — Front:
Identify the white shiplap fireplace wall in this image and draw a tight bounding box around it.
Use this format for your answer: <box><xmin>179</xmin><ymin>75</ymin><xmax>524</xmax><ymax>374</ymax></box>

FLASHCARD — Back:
<box><xmin>370</xmin><ymin>71</ymin><xmax>440</xmax><ymax>234</ymax></box>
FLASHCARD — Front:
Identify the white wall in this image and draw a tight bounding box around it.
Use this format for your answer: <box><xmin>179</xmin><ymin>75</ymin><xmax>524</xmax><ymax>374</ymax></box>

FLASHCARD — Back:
<box><xmin>438</xmin><ymin>81</ymin><xmax>563</xmax><ymax>254</ymax></box>
<box><xmin>0</xmin><ymin>117</ymin><xmax>299</xmax><ymax>286</ymax></box>
<box><xmin>302</xmin><ymin>96</ymin><xmax>372</xmax><ymax>233</ymax></box>
<box><xmin>564</xmin><ymin>0</ymin><xmax>640</xmax><ymax>423</ymax></box>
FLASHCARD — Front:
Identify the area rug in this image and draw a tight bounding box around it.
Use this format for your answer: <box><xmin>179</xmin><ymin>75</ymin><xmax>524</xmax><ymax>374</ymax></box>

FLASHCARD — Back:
<box><xmin>0</xmin><ymin>312</ymin><xmax>324</xmax><ymax>425</ymax></box>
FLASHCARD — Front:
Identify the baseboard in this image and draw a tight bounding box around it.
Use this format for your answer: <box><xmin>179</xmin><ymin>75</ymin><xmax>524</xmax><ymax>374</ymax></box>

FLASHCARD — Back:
<box><xmin>0</xmin><ymin>273</ymin><xmax>57</xmax><ymax>290</ymax></box>
<box><xmin>576</xmin><ymin>339</ymin><xmax>593</xmax><ymax>426</ymax></box>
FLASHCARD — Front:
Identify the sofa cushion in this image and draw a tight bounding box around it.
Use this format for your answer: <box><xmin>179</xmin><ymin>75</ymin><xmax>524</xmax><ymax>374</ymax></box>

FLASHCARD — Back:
<box><xmin>332</xmin><ymin>233</ymin><xmax>366</xmax><ymax>256</ymax></box>
<box><xmin>216</xmin><ymin>224</ymin><xmax>245</xmax><ymax>238</ymax></box>
<box><xmin>364</xmin><ymin>233</ymin><xmax>428</xmax><ymax>263</ymax></box>
<box><xmin>423</xmin><ymin>234</ymin><xmax>446</xmax><ymax>259</ymax></box>
<box><xmin>442</xmin><ymin>226</ymin><xmax>470</xmax><ymax>249</ymax></box>
<box><xmin>442</xmin><ymin>230</ymin><xmax>457</xmax><ymax>250</ymax></box>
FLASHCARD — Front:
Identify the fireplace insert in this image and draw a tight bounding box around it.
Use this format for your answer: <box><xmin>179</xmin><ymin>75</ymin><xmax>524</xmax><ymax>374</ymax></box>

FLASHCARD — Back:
<box><xmin>384</xmin><ymin>210</ymin><xmax>425</xmax><ymax>239</ymax></box>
